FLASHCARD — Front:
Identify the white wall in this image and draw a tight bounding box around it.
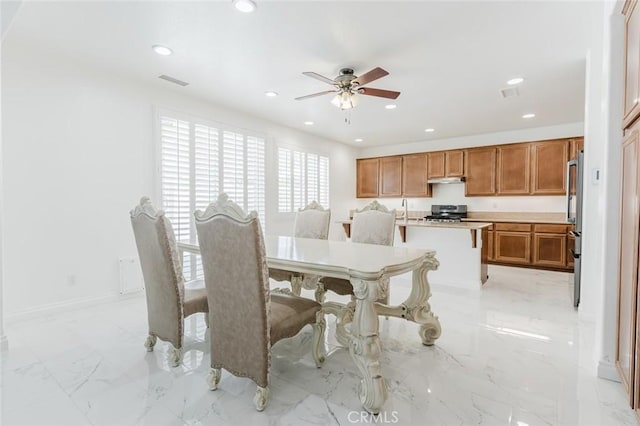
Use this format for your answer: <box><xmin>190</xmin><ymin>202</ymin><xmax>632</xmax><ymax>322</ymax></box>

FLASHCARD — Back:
<box><xmin>1</xmin><ymin>40</ymin><xmax>356</xmax><ymax>317</ymax></box>
<box><xmin>593</xmin><ymin>0</ymin><xmax>625</xmax><ymax>382</ymax></box>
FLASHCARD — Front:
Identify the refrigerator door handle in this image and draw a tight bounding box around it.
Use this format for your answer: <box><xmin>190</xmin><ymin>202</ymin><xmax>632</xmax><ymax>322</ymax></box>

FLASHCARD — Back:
<box><xmin>566</xmin><ymin>160</ymin><xmax>577</xmax><ymax>223</ymax></box>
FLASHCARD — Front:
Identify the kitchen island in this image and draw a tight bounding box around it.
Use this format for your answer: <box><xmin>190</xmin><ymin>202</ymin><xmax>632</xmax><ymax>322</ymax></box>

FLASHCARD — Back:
<box><xmin>339</xmin><ymin>219</ymin><xmax>492</xmax><ymax>289</ymax></box>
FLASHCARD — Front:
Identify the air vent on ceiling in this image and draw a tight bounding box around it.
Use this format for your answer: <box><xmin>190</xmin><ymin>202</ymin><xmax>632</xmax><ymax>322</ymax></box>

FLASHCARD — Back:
<box><xmin>500</xmin><ymin>86</ymin><xmax>519</xmax><ymax>98</ymax></box>
<box><xmin>158</xmin><ymin>75</ymin><xmax>189</xmax><ymax>87</ymax></box>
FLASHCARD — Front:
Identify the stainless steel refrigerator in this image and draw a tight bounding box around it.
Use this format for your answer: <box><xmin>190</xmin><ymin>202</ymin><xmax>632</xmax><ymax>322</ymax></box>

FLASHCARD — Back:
<box><xmin>567</xmin><ymin>150</ymin><xmax>584</xmax><ymax>307</ymax></box>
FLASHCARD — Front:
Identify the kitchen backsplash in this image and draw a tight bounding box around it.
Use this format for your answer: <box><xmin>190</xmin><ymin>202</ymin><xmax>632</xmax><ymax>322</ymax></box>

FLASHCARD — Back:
<box><xmin>354</xmin><ymin>181</ymin><xmax>566</xmax><ymax>213</ymax></box>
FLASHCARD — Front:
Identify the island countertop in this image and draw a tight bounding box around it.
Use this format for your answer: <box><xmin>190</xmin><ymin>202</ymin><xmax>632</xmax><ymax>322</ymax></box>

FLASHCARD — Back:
<box><xmin>338</xmin><ymin>219</ymin><xmax>492</xmax><ymax>230</ymax></box>
<box><xmin>338</xmin><ymin>219</ymin><xmax>491</xmax><ymax>247</ymax></box>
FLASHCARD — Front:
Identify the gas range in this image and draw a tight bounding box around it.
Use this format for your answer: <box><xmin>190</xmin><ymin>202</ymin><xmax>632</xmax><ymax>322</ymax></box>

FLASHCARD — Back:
<box><xmin>424</xmin><ymin>205</ymin><xmax>468</xmax><ymax>222</ymax></box>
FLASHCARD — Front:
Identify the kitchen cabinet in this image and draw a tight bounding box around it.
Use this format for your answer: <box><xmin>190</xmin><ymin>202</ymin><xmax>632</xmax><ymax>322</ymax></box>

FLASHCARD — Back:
<box><xmin>497</xmin><ymin>144</ymin><xmax>531</xmax><ymax>195</ymax></box>
<box><xmin>616</xmin><ymin>119</ymin><xmax>640</xmax><ymax>406</ymax></box>
<box><xmin>379</xmin><ymin>156</ymin><xmax>403</xmax><ymax>197</ymax></box>
<box><xmin>532</xmin><ymin>224</ymin><xmax>567</xmax><ymax>268</ymax></box>
<box><xmin>569</xmin><ymin>138</ymin><xmax>585</xmax><ymax>195</ymax></box>
<box><xmin>402</xmin><ymin>153</ymin><xmax>431</xmax><ymax>197</ymax></box>
<box><xmin>624</xmin><ymin>0</ymin><xmax>640</xmax><ymax>128</ymax></box>
<box><xmin>465</xmin><ymin>148</ymin><xmax>497</xmax><ymax>196</ymax></box>
<box><xmin>494</xmin><ymin>223</ymin><xmax>532</xmax><ymax>265</ymax></box>
<box><xmin>567</xmin><ymin>234</ymin><xmax>575</xmax><ymax>269</ymax></box>
<box><xmin>356</xmin><ymin>158</ymin><xmax>379</xmax><ymax>198</ymax></box>
<box><xmin>427</xmin><ymin>150</ymin><xmax>464</xmax><ymax>179</ymax></box>
<box><xmin>487</xmin><ymin>228</ymin><xmax>495</xmax><ymax>261</ymax></box>
<box><xmin>530</xmin><ymin>140</ymin><xmax>569</xmax><ymax>195</ymax></box>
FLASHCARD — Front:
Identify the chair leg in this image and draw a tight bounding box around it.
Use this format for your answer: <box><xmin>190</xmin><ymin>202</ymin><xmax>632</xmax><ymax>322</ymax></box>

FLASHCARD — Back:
<box><xmin>335</xmin><ymin>299</ymin><xmax>356</xmax><ymax>347</ymax></box>
<box><xmin>311</xmin><ymin>311</ymin><xmax>326</xmax><ymax>368</ymax></box>
<box><xmin>208</xmin><ymin>368</ymin><xmax>221</xmax><ymax>390</ymax></box>
<box><xmin>144</xmin><ymin>335</ymin><xmax>157</xmax><ymax>352</ymax></box>
<box><xmin>168</xmin><ymin>346</ymin><xmax>182</xmax><ymax>367</ymax></box>
<box><xmin>254</xmin><ymin>386</ymin><xmax>269</xmax><ymax>411</ymax></box>
<box><xmin>204</xmin><ymin>312</ymin><xmax>210</xmax><ymax>328</ymax></box>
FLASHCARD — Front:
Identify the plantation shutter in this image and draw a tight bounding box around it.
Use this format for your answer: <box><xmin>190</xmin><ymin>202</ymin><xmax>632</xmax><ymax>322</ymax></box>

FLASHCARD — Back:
<box><xmin>277</xmin><ymin>147</ymin><xmax>330</xmax><ymax>212</ymax></box>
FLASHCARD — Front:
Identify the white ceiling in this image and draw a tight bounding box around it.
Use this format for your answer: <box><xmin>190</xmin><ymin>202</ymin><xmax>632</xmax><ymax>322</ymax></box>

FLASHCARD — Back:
<box><xmin>4</xmin><ymin>1</ymin><xmax>600</xmax><ymax>147</ymax></box>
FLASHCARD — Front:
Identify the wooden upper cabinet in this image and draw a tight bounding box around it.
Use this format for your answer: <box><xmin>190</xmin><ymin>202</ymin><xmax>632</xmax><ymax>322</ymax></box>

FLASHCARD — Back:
<box><xmin>427</xmin><ymin>152</ymin><xmax>445</xmax><ymax>179</ymax></box>
<box><xmin>428</xmin><ymin>151</ymin><xmax>464</xmax><ymax>178</ymax></box>
<box><xmin>402</xmin><ymin>154</ymin><xmax>431</xmax><ymax>197</ymax></box>
<box><xmin>356</xmin><ymin>158</ymin><xmax>379</xmax><ymax>198</ymax></box>
<box><xmin>465</xmin><ymin>148</ymin><xmax>496</xmax><ymax>196</ymax></box>
<box><xmin>445</xmin><ymin>150</ymin><xmax>465</xmax><ymax>177</ymax></box>
<box><xmin>569</xmin><ymin>137</ymin><xmax>584</xmax><ymax>160</ymax></box>
<box><xmin>624</xmin><ymin>0</ymin><xmax>640</xmax><ymax>128</ymax></box>
<box><xmin>497</xmin><ymin>144</ymin><xmax>531</xmax><ymax>195</ymax></box>
<box><xmin>531</xmin><ymin>140</ymin><xmax>569</xmax><ymax>195</ymax></box>
<box><xmin>379</xmin><ymin>156</ymin><xmax>403</xmax><ymax>197</ymax></box>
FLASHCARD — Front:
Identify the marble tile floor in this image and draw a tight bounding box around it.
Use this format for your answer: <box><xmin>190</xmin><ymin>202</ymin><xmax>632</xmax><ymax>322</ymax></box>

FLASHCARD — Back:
<box><xmin>1</xmin><ymin>265</ymin><xmax>637</xmax><ymax>425</ymax></box>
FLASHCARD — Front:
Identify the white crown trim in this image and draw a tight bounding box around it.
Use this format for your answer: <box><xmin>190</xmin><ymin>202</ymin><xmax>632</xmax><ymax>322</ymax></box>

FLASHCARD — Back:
<box><xmin>357</xmin><ymin>200</ymin><xmax>392</xmax><ymax>214</ymax></box>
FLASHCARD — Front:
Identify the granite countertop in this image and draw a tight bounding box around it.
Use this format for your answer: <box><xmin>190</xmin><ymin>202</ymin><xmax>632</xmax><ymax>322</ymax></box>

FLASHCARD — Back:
<box><xmin>462</xmin><ymin>214</ymin><xmax>570</xmax><ymax>225</ymax></box>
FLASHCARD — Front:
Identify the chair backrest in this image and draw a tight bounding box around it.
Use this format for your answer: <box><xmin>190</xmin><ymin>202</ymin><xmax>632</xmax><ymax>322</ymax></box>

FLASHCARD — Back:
<box><xmin>130</xmin><ymin>197</ymin><xmax>183</xmax><ymax>348</ymax></box>
<box><xmin>351</xmin><ymin>200</ymin><xmax>396</xmax><ymax>246</ymax></box>
<box><xmin>194</xmin><ymin>193</ymin><xmax>271</xmax><ymax>388</ymax></box>
<box><xmin>293</xmin><ymin>201</ymin><xmax>331</xmax><ymax>239</ymax></box>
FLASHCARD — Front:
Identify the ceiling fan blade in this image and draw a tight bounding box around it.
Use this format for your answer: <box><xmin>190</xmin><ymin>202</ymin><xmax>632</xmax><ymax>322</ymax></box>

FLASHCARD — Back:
<box><xmin>302</xmin><ymin>71</ymin><xmax>336</xmax><ymax>85</ymax></box>
<box><xmin>359</xmin><ymin>87</ymin><xmax>401</xmax><ymax>99</ymax></box>
<box><xmin>352</xmin><ymin>67</ymin><xmax>389</xmax><ymax>86</ymax></box>
<box><xmin>295</xmin><ymin>90</ymin><xmax>337</xmax><ymax>100</ymax></box>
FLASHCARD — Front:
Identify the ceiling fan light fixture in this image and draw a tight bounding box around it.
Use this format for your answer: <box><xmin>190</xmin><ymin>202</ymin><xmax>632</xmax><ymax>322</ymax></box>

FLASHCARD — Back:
<box><xmin>331</xmin><ymin>92</ymin><xmax>358</xmax><ymax>110</ymax></box>
<box><xmin>233</xmin><ymin>0</ymin><xmax>257</xmax><ymax>13</ymax></box>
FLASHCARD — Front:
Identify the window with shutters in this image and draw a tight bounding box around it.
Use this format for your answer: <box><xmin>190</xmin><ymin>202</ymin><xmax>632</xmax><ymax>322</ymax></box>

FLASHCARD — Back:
<box><xmin>277</xmin><ymin>146</ymin><xmax>330</xmax><ymax>212</ymax></box>
<box><xmin>159</xmin><ymin>110</ymin><xmax>266</xmax><ymax>280</ymax></box>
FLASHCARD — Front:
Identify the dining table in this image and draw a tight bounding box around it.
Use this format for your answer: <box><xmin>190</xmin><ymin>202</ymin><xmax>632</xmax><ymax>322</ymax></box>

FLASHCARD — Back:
<box><xmin>177</xmin><ymin>235</ymin><xmax>441</xmax><ymax>414</ymax></box>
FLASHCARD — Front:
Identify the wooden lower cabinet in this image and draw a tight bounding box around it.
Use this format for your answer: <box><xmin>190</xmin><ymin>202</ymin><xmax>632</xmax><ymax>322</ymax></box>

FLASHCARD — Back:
<box><xmin>495</xmin><ymin>231</ymin><xmax>531</xmax><ymax>264</ymax></box>
<box><xmin>533</xmin><ymin>233</ymin><xmax>566</xmax><ymax>268</ymax></box>
<box><xmin>567</xmin><ymin>235</ymin><xmax>575</xmax><ymax>268</ymax></box>
<box><xmin>487</xmin><ymin>230</ymin><xmax>495</xmax><ymax>261</ymax></box>
<box><xmin>486</xmin><ymin>222</ymin><xmax>573</xmax><ymax>271</ymax></box>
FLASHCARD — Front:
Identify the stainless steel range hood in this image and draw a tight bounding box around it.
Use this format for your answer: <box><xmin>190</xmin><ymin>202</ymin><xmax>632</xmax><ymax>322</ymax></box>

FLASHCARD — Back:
<box><xmin>427</xmin><ymin>177</ymin><xmax>466</xmax><ymax>184</ymax></box>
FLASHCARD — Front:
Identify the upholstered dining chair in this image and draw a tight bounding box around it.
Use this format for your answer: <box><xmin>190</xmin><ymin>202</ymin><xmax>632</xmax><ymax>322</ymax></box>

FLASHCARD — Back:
<box><xmin>269</xmin><ymin>201</ymin><xmax>331</xmax><ymax>296</ymax></box>
<box><xmin>317</xmin><ymin>200</ymin><xmax>396</xmax><ymax>305</ymax></box>
<box><xmin>130</xmin><ymin>197</ymin><xmax>209</xmax><ymax>367</ymax></box>
<box><xmin>195</xmin><ymin>194</ymin><xmax>325</xmax><ymax>411</ymax></box>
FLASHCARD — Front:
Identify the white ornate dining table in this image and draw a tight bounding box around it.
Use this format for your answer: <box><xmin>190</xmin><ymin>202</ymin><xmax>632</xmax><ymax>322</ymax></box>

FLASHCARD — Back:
<box><xmin>178</xmin><ymin>235</ymin><xmax>441</xmax><ymax>414</ymax></box>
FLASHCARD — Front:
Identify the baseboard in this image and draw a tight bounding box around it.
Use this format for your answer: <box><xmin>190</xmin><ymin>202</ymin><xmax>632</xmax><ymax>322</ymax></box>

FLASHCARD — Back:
<box><xmin>0</xmin><ymin>335</ymin><xmax>8</xmax><ymax>351</ymax></box>
<box><xmin>598</xmin><ymin>360</ymin><xmax>621</xmax><ymax>382</ymax></box>
<box><xmin>5</xmin><ymin>291</ymin><xmax>142</xmax><ymax>324</ymax></box>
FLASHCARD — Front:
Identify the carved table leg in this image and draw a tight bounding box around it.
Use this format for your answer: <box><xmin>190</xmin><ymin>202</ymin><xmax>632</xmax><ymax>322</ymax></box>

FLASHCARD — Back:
<box><xmin>290</xmin><ymin>275</ymin><xmax>303</xmax><ymax>296</ymax></box>
<box><xmin>349</xmin><ymin>278</ymin><xmax>387</xmax><ymax>414</ymax></box>
<box><xmin>405</xmin><ymin>256</ymin><xmax>441</xmax><ymax>345</ymax></box>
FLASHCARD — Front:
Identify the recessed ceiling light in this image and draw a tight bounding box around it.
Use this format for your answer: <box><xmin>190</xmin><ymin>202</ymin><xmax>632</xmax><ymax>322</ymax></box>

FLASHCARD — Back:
<box><xmin>152</xmin><ymin>45</ymin><xmax>173</xmax><ymax>56</ymax></box>
<box><xmin>385</xmin><ymin>104</ymin><xmax>397</xmax><ymax>110</ymax></box>
<box><xmin>522</xmin><ymin>113</ymin><xmax>536</xmax><ymax>119</ymax></box>
<box><xmin>264</xmin><ymin>91</ymin><xmax>278</xmax><ymax>97</ymax></box>
<box><xmin>425</xmin><ymin>128</ymin><xmax>435</xmax><ymax>133</ymax></box>
<box><xmin>304</xmin><ymin>121</ymin><xmax>314</xmax><ymax>126</ymax></box>
<box><xmin>233</xmin><ymin>0</ymin><xmax>257</xmax><ymax>13</ymax></box>
<box><xmin>354</xmin><ymin>138</ymin><xmax>363</xmax><ymax>142</ymax></box>
<box><xmin>507</xmin><ymin>77</ymin><xmax>524</xmax><ymax>85</ymax></box>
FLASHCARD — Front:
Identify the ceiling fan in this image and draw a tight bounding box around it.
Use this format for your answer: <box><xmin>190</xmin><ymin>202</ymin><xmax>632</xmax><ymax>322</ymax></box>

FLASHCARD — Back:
<box><xmin>295</xmin><ymin>67</ymin><xmax>400</xmax><ymax>110</ymax></box>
